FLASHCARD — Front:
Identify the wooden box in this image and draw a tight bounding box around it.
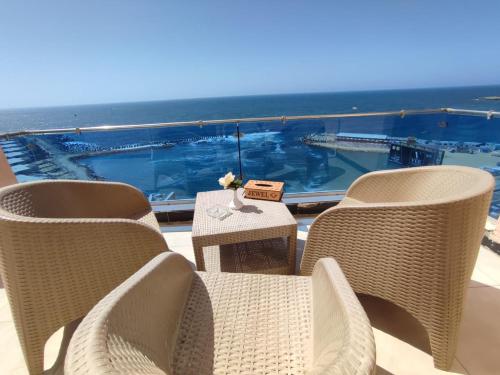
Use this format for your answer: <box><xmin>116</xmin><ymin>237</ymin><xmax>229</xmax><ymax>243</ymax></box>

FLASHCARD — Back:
<box><xmin>244</xmin><ymin>180</ymin><xmax>284</xmax><ymax>201</ymax></box>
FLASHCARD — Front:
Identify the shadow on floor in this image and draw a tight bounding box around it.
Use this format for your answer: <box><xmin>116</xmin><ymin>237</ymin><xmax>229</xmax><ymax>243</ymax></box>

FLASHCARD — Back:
<box><xmin>359</xmin><ymin>294</ymin><xmax>435</xmax><ymax>374</ymax></box>
<box><xmin>358</xmin><ymin>294</ymin><xmax>432</xmax><ymax>355</ymax></box>
<box><xmin>296</xmin><ymin>238</ymin><xmax>306</xmax><ymax>274</ymax></box>
<box><xmin>359</xmin><ymin>280</ymin><xmax>500</xmax><ymax>374</ymax></box>
<box><xmin>375</xmin><ymin>366</ymin><xmax>394</xmax><ymax>375</ymax></box>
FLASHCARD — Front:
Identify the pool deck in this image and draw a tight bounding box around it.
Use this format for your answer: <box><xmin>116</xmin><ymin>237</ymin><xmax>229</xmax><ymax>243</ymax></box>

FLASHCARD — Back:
<box><xmin>1</xmin><ymin>217</ymin><xmax>500</xmax><ymax>374</ymax></box>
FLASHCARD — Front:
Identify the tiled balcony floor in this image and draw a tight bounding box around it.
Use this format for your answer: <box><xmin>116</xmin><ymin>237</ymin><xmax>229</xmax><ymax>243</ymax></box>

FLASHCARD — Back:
<box><xmin>1</xmin><ymin>218</ymin><xmax>500</xmax><ymax>374</ymax></box>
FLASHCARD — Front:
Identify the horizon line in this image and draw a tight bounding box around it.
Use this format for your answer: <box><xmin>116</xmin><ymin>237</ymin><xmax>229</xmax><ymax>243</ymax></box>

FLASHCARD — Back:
<box><xmin>1</xmin><ymin>83</ymin><xmax>500</xmax><ymax>112</ymax></box>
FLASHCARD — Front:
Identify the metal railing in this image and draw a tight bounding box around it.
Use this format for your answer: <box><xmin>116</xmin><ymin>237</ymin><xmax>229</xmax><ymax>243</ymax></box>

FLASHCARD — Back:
<box><xmin>0</xmin><ymin>107</ymin><xmax>498</xmax><ymax>138</ymax></box>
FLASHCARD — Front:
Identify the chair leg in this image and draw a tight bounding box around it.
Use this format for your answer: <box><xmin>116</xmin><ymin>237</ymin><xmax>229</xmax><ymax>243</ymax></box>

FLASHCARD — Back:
<box><xmin>45</xmin><ymin>318</ymin><xmax>83</xmax><ymax>374</ymax></box>
<box><xmin>21</xmin><ymin>341</ymin><xmax>44</xmax><ymax>375</ymax></box>
<box><xmin>428</xmin><ymin>325</ymin><xmax>458</xmax><ymax>371</ymax></box>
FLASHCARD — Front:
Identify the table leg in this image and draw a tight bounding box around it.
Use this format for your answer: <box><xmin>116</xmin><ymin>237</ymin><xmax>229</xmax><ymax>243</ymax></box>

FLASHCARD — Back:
<box><xmin>192</xmin><ymin>238</ymin><xmax>206</xmax><ymax>271</ymax></box>
<box><xmin>287</xmin><ymin>226</ymin><xmax>298</xmax><ymax>275</ymax></box>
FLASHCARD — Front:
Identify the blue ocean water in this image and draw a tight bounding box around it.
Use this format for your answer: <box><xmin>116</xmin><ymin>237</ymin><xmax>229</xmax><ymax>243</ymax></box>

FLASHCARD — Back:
<box><xmin>1</xmin><ymin>85</ymin><xmax>500</xmax><ymax>132</ymax></box>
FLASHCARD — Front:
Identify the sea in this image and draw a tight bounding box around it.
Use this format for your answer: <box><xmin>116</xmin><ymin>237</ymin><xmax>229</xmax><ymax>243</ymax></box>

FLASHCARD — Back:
<box><xmin>1</xmin><ymin>85</ymin><xmax>500</xmax><ymax>132</ymax></box>
<box><xmin>1</xmin><ymin>85</ymin><xmax>500</xmax><ymax>216</ymax></box>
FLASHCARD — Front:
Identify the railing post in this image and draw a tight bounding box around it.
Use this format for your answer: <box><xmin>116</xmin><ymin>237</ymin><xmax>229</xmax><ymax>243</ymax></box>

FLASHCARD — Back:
<box><xmin>236</xmin><ymin>122</ymin><xmax>243</xmax><ymax>180</ymax></box>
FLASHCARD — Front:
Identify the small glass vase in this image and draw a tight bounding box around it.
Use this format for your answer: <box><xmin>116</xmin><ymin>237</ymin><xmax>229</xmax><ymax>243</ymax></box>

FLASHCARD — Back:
<box><xmin>228</xmin><ymin>188</ymin><xmax>244</xmax><ymax>210</ymax></box>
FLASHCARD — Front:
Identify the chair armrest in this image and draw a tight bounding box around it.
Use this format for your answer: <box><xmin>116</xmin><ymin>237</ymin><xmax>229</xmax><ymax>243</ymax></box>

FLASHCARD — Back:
<box><xmin>308</xmin><ymin>258</ymin><xmax>375</xmax><ymax>375</ymax></box>
<box><xmin>25</xmin><ymin>218</ymin><xmax>168</xmax><ymax>314</ymax></box>
<box><xmin>300</xmin><ymin>202</ymin><xmax>450</xmax><ymax>277</ymax></box>
<box><xmin>65</xmin><ymin>253</ymin><xmax>193</xmax><ymax>375</ymax></box>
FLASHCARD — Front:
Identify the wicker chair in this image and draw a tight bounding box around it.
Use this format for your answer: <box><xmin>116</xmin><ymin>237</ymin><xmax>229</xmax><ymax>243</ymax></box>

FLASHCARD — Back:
<box><xmin>300</xmin><ymin>165</ymin><xmax>494</xmax><ymax>370</ymax></box>
<box><xmin>0</xmin><ymin>180</ymin><xmax>168</xmax><ymax>374</ymax></box>
<box><xmin>65</xmin><ymin>252</ymin><xmax>376</xmax><ymax>375</ymax></box>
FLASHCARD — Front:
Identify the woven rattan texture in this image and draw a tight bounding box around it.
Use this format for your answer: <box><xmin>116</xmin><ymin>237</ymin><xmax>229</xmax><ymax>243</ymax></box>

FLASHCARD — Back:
<box><xmin>173</xmin><ymin>271</ymin><xmax>312</xmax><ymax>375</ymax></box>
<box><xmin>300</xmin><ymin>166</ymin><xmax>494</xmax><ymax>370</ymax></box>
<box><xmin>65</xmin><ymin>252</ymin><xmax>193</xmax><ymax>375</ymax></box>
<box><xmin>65</xmin><ymin>253</ymin><xmax>376</xmax><ymax>375</ymax></box>
<box><xmin>0</xmin><ymin>180</ymin><xmax>167</xmax><ymax>374</ymax></box>
<box><xmin>192</xmin><ymin>190</ymin><xmax>297</xmax><ymax>273</ymax></box>
<box><xmin>203</xmin><ymin>237</ymin><xmax>290</xmax><ymax>274</ymax></box>
<box><xmin>136</xmin><ymin>210</ymin><xmax>162</xmax><ymax>232</ymax></box>
<box><xmin>1</xmin><ymin>188</ymin><xmax>36</xmax><ymax>216</ymax></box>
<box><xmin>192</xmin><ymin>190</ymin><xmax>296</xmax><ymax>238</ymax></box>
<box><xmin>308</xmin><ymin>258</ymin><xmax>376</xmax><ymax>375</ymax></box>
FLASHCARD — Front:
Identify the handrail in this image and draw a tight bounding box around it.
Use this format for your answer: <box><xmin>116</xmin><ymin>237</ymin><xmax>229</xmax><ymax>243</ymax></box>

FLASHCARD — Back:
<box><xmin>0</xmin><ymin>107</ymin><xmax>498</xmax><ymax>138</ymax></box>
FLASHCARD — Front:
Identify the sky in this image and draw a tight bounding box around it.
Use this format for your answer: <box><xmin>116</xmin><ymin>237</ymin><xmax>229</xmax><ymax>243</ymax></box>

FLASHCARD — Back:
<box><xmin>1</xmin><ymin>0</ymin><xmax>500</xmax><ymax>109</ymax></box>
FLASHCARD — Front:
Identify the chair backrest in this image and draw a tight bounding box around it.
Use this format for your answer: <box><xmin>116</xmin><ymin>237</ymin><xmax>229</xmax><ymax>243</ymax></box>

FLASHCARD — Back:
<box><xmin>345</xmin><ymin>165</ymin><xmax>492</xmax><ymax>204</ymax></box>
<box><xmin>0</xmin><ymin>180</ymin><xmax>167</xmax><ymax>374</ymax></box>
<box><xmin>0</xmin><ymin>179</ymin><xmax>150</xmax><ymax>219</ymax></box>
<box><xmin>65</xmin><ymin>253</ymin><xmax>194</xmax><ymax>375</ymax></box>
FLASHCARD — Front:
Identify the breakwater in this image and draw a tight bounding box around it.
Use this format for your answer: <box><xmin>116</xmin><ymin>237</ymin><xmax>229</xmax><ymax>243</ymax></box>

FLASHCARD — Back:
<box><xmin>301</xmin><ymin>133</ymin><xmax>389</xmax><ymax>153</ymax></box>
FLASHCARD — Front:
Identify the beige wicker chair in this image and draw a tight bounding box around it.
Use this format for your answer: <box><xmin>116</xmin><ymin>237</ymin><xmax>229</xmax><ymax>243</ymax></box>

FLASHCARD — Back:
<box><xmin>300</xmin><ymin>165</ymin><xmax>494</xmax><ymax>370</ymax></box>
<box><xmin>65</xmin><ymin>252</ymin><xmax>376</xmax><ymax>375</ymax></box>
<box><xmin>0</xmin><ymin>180</ymin><xmax>168</xmax><ymax>374</ymax></box>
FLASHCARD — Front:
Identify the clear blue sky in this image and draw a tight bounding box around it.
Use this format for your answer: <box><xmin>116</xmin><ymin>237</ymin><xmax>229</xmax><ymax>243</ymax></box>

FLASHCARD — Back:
<box><xmin>1</xmin><ymin>0</ymin><xmax>499</xmax><ymax>109</ymax></box>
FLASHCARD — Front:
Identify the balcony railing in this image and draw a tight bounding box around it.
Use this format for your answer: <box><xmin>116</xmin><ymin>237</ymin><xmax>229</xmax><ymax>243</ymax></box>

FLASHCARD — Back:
<box><xmin>1</xmin><ymin>107</ymin><xmax>499</xmax><ymax>216</ymax></box>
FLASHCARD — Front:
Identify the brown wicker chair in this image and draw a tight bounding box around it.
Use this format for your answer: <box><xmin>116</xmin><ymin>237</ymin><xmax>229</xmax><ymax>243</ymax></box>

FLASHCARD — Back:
<box><xmin>0</xmin><ymin>180</ymin><xmax>168</xmax><ymax>374</ymax></box>
<box><xmin>300</xmin><ymin>165</ymin><xmax>494</xmax><ymax>370</ymax></box>
<box><xmin>64</xmin><ymin>252</ymin><xmax>376</xmax><ymax>375</ymax></box>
